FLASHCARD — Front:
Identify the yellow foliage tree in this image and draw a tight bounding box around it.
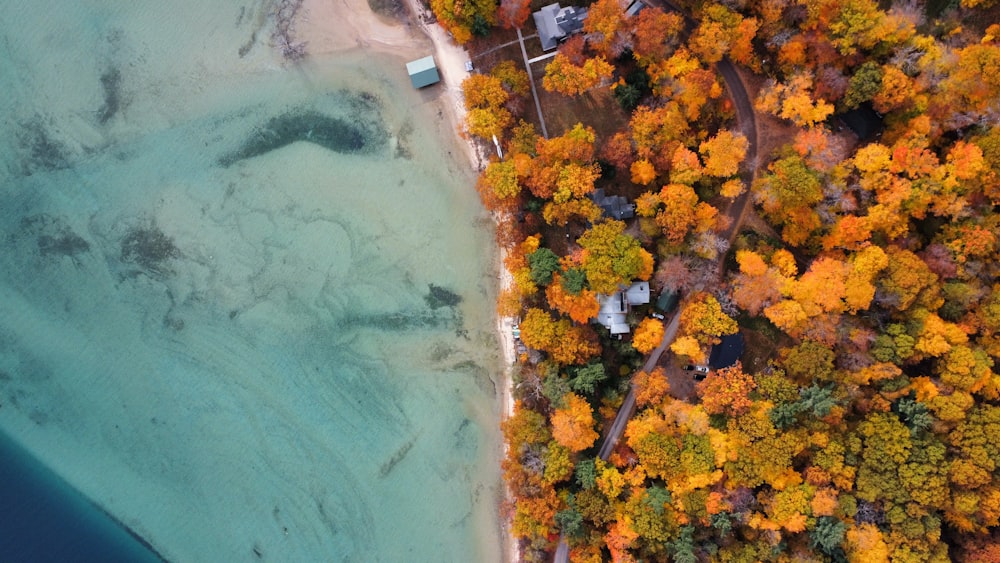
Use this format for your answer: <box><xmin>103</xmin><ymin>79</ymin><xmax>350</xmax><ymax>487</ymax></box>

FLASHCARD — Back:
<box><xmin>578</xmin><ymin>220</ymin><xmax>654</xmax><ymax>294</ymax></box>
<box><xmin>542</xmin><ymin>197</ymin><xmax>603</xmax><ymax>226</ymax></box>
<box><xmin>720</xmin><ymin>178</ymin><xmax>745</xmax><ymax>198</ymax></box>
<box><xmin>678</xmin><ymin>292</ymin><xmax>738</xmax><ymax>346</ymax></box>
<box><xmin>670</xmin><ymin>335</ymin><xmax>707</xmax><ymax>364</ymax></box>
<box><xmin>542</xmin><ymin>54</ymin><xmax>614</xmax><ymax>96</ymax></box>
<box><xmin>633</xmin><ymin>318</ymin><xmax>665</xmax><ymax>354</ymax></box>
<box><xmin>482</xmin><ymin>159</ymin><xmax>521</xmax><ymax>201</ymax></box>
<box><xmin>699</xmin><ymin>130</ymin><xmax>749</xmax><ymax>178</ymax></box>
<box><xmin>757</xmin><ymin>74</ymin><xmax>835</xmax><ymax>128</ymax></box>
<box><xmin>914</xmin><ymin>311</ymin><xmax>969</xmax><ymax>358</ymax></box>
<box><xmin>846</xmin><ymin>523</ymin><xmax>890</xmax><ymax>563</ymax></box>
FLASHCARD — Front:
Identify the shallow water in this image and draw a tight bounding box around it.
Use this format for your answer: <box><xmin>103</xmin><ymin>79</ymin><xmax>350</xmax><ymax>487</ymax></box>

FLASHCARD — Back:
<box><xmin>0</xmin><ymin>1</ymin><xmax>502</xmax><ymax>561</ymax></box>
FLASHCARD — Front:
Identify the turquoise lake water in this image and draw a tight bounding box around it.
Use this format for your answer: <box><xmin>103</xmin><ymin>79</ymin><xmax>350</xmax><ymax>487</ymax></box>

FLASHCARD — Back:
<box><xmin>0</xmin><ymin>1</ymin><xmax>503</xmax><ymax>560</ymax></box>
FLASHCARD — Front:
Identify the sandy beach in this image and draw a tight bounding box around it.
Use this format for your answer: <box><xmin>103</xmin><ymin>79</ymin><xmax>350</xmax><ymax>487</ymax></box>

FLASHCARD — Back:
<box><xmin>297</xmin><ymin>0</ymin><xmax>486</xmax><ymax>170</ymax></box>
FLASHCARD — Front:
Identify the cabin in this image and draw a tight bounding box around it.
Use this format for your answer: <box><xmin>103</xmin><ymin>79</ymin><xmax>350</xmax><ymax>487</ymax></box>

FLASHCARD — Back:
<box><xmin>591</xmin><ymin>188</ymin><xmax>636</xmax><ymax>221</ymax></box>
<box><xmin>533</xmin><ymin>3</ymin><xmax>589</xmax><ymax>51</ymax></box>
<box><xmin>594</xmin><ymin>281</ymin><xmax>650</xmax><ymax>335</ymax></box>
<box><xmin>406</xmin><ymin>56</ymin><xmax>440</xmax><ymax>88</ymax></box>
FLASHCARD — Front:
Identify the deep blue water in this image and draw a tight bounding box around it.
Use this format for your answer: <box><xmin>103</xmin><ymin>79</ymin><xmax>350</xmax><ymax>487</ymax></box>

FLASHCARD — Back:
<box><xmin>0</xmin><ymin>431</ymin><xmax>162</xmax><ymax>563</ymax></box>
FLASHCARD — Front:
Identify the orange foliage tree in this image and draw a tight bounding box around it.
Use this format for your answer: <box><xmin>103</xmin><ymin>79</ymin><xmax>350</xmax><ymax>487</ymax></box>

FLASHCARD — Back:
<box><xmin>630</xmin><ymin>158</ymin><xmax>657</xmax><ymax>185</ymax></box>
<box><xmin>526</xmin><ymin>123</ymin><xmax>597</xmax><ymax>200</ymax></box>
<box><xmin>731</xmin><ymin>250</ymin><xmax>785</xmax><ymax>315</ymax></box>
<box><xmin>634</xmin><ymin>367</ymin><xmax>670</xmax><ymax>407</ymax></box>
<box><xmin>636</xmin><ymin>183</ymin><xmax>719</xmax><ymax>246</ymax></box>
<box><xmin>546</xmin><ymin>273</ymin><xmax>601</xmax><ymax>324</ymax></box>
<box><xmin>497</xmin><ymin>0</ymin><xmax>531</xmax><ymax>29</ymax></box>
<box><xmin>630</xmin><ymin>9</ymin><xmax>685</xmax><ymax>65</ymax></box>
<box><xmin>551</xmin><ymin>392</ymin><xmax>600</xmax><ymax>451</ymax></box>
<box><xmin>697</xmin><ymin>362</ymin><xmax>756</xmax><ymax>416</ymax></box>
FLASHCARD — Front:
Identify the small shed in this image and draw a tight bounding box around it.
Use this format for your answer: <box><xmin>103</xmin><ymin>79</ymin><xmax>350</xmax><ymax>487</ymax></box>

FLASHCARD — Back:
<box><xmin>655</xmin><ymin>289</ymin><xmax>680</xmax><ymax>314</ymax></box>
<box><xmin>406</xmin><ymin>56</ymin><xmax>440</xmax><ymax>88</ymax></box>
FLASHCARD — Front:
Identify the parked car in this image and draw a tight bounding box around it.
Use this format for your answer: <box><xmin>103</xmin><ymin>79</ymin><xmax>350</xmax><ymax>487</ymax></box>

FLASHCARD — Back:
<box><xmin>650</xmin><ymin>312</ymin><xmax>665</xmax><ymax>320</ymax></box>
<box><xmin>683</xmin><ymin>364</ymin><xmax>710</xmax><ymax>380</ymax></box>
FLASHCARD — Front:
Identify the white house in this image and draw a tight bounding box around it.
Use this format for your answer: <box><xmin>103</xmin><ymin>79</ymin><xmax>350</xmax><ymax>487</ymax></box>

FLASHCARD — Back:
<box><xmin>593</xmin><ymin>281</ymin><xmax>650</xmax><ymax>335</ymax></box>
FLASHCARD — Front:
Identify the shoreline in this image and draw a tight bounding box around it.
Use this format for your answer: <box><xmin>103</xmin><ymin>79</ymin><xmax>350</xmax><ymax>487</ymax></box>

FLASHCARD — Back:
<box><xmin>296</xmin><ymin>2</ymin><xmax>518</xmax><ymax>561</ymax></box>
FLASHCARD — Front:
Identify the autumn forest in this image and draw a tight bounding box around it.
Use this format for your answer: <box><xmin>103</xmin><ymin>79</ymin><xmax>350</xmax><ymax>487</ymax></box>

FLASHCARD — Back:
<box><xmin>433</xmin><ymin>0</ymin><xmax>1000</xmax><ymax>559</ymax></box>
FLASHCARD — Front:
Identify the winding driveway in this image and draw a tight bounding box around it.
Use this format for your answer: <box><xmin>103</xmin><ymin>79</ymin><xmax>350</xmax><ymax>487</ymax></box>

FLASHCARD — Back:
<box><xmin>716</xmin><ymin>59</ymin><xmax>759</xmax><ymax>247</ymax></box>
<box><xmin>552</xmin><ymin>7</ymin><xmax>761</xmax><ymax>563</ymax></box>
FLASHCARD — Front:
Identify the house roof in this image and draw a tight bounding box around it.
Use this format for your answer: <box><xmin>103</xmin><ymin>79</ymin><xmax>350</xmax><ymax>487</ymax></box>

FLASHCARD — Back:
<box><xmin>609</xmin><ymin>320</ymin><xmax>631</xmax><ymax>334</ymax></box>
<box><xmin>406</xmin><ymin>56</ymin><xmax>440</xmax><ymax>88</ymax></box>
<box><xmin>625</xmin><ymin>0</ymin><xmax>646</xmax><ymax>17</ymax></box>
<box><xmin>625</xmin><ymin>281</ymin><xmax>650</xmax><ymax>305</ymax></box>
<box><xmin>593</xmin><ymin>282</ymin><xmax>651</xmax><ymax>333</ymax></box>
<box><xmin>708</xmin><ymin>333</ymin><xmax>745</xmax><ymax>369</ymax></box>
<box><xmin>598</xmin><ymin>292</ymin><xmax>628</xmax><ymax>316</ymax></box>
<box><xmin>533</xmin><ymin>4</ymin><xmax>562</xmax><ymax>51</ymax></box>
<box><xmin>591</xmin><ymin>188</ymin><xmax>636</xmax><ymax>220</ymax></box>
<box><xmin>555</xmin><ymin>5</ymin><xmax>588</xmax><ymax>35</ymax></box>
<box><xmin>533</xmin><ymin>3</ymin><xmax>588</xmax><ymax>51</ymax></box>
<box><xmin>596</xmin><ymin>312</ymin><xmax>630</xmax><ymax>334</ymax></box>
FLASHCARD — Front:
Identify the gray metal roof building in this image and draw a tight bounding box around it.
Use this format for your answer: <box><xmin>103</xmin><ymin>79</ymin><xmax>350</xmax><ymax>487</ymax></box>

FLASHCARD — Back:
<box><xmin>533</xmin><ymin>3</ymin><xmax>589</xmax><ymax>51</ymax></box>
<box><xmin>406</xmin><ymin>56</ymin><xmax>440</xmax><ymax>88</ymax></box>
